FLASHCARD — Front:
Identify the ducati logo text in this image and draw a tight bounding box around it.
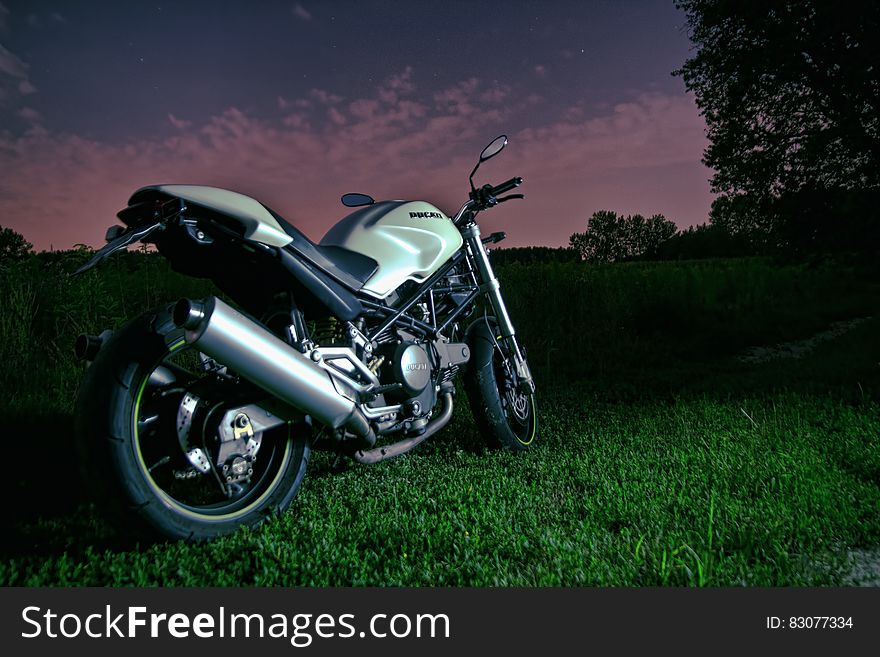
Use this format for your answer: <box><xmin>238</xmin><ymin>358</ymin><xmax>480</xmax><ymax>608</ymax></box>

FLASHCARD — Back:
<box><xmin>409</xmin><ymin>211</ymin><xmax>444</xmax><ymax>219</ymax></box>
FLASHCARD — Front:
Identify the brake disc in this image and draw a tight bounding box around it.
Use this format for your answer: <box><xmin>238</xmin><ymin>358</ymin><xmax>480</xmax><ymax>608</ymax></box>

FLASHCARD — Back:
<box><xmin>176</xmin><ymin>392</ymin><xmax>211</xmax><ymax>475</ymax></box>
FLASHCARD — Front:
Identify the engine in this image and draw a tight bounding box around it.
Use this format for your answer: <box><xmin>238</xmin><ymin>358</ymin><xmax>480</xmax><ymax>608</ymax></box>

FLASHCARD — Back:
<box><xmin>392</xmin><ymin>342</ymin><xmax>432</xmax><ymax>397</ymax></box>
<box><xmin>306</xmin><ymin>317</ymin><xmax>469</xmax><ymax>437</ymax></box>
<box><xmin>307</xmin><ymin>319</ymin><xmax>434</xmax><ymax>433</ymax></box>
<box><xmin>372</xmin><ymin>335</ymin><xmax>437</xmax><ymax>435</ymax></box>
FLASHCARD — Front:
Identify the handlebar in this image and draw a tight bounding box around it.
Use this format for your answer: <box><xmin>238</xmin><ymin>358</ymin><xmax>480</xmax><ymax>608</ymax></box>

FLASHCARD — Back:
<box><xmin>490</xmin><ymin>176</ymin><xmax>523</xmax><ymax>197</ymax></box>
<box><xmin>454</xmin><ymin>175</ymin><xmax>524</xmax><ymax>224</ymax></box>
<box><xmin>468</xmin><ymin>176</ymin><xmax>523</xmax><ymax>208</ymax></box>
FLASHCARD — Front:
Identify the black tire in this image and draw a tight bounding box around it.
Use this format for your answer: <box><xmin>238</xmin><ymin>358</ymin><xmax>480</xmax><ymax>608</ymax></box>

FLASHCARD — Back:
<box><xmin>75</xmin><ymin>306</ymin><xmax>310</xmax><ymax>541</ymax></box>
<box><xmin>464</xmin><ymin>317</ymin><xmax>538</xmax><ymax>451</ymax></box>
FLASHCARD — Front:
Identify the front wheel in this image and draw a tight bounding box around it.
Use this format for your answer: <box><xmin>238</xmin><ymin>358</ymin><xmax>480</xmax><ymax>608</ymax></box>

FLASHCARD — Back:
<box><xmin>464</xmin><ymin>317</ymin><xmax>538</xmax><ymax>451</ymax></box>
<box><xmin>75</xmin><ymin>306</ymin><xmax>310</xmax><ymax>541</ymax></box>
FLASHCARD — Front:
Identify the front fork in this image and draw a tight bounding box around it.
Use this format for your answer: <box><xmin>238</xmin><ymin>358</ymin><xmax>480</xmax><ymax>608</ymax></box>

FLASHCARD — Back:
<box><xmin>461</xmin><ymin>222</ymin><xmax>535</xmax><ymax>394</ymax></box>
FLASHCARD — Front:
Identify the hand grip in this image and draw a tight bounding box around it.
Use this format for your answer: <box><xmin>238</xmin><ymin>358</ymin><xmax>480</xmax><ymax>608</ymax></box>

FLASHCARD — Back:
<box><xmin>490</xmin><ymin>176</ymin><xmax>523</xmax><ymax>196</ymax></box>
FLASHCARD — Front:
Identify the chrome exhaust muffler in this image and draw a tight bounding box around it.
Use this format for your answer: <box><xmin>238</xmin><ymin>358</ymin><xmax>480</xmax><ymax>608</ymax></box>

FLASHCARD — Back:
<box><xmin>174</xmin><ymin>296</ymin><xmax>375</xmax><ymax>446</ymax></box>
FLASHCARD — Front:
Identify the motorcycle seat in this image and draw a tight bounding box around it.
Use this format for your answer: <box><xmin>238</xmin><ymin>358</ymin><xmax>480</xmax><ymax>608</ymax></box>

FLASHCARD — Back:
<box><xmin>126</xmin><ymin>185</ymin><xmax>378</xmax><ymax>291</ymax></box>
<box><xmin>266</xmin><ymin>208</ymin><xmax>379</xmax><ymax>291</ymax></box>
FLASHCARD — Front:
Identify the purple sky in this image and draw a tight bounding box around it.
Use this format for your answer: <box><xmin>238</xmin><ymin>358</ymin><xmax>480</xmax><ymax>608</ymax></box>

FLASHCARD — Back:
<box><xmin>0</xmin><ymin>1</ymin><xmax>713</xmax><ymax>251</ymax></box>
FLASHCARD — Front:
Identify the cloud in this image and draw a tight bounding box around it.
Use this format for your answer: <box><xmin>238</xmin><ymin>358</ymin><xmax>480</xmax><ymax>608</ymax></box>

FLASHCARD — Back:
<box><xmin>277</xmin><ymin>95</ymin><xmax>311</xmax><ymax>110</ymax></box>
<box><xmin>533</xmin><ymin>64</ymin><xmax>546</xmax><ymax>77</ymax></box>
<box><xmin>292</xmin><ymin>4</ymin><xmax>311</xmax><ymax>21</ymax></box>
<box><xmin>0</xmin><ymin>3</ymin><xmax>9</xmax><ymax>32</ymax></box>
<box><xmin>281</xmin><ymin>112</ymin><xmax>310</xmax><ymax>129</ymax></box>
<box><xmin>479</xmin><ymin>84</ymin><xmax>510</xmax><ymax>104</ymax></box>
<box><xmin>168</xmin><ymin>113</ymin><xmax>192</xmax><ymax>129</ymax></box>
<box><xmin>515</xmin><ymin>93</ymin><xmax>708</xmax><ymax>175</ymax></box>
<box><xmin>16</xmin><ymin>106</ymin><xmax>40</xmax><ymax>123</ymax></box>
<box><xmin>0</xmin><ymin>43</ymin><xmax>28</xmax><ymax>78</ymax></box>
<box><xmin>377</xmin><ymin>67</ymin><xmax>415</xmax><ymax>104</ymax></box>
<box><xmin>0</xmin><ymin>70</ymin><xmax>712</xmax><ymax>252</ymax></box>
<box><xmin>433</xmin><ymin>78</ymin><xmax>480</xmax><ymax>116</ymax></box>
<box><xmin>309</xmin><ymin>88</ymin><xmax>343</xmax><ymax>105</ymax></box>
<box><xmin>327</xmin><ymin>107</ymin><xmax>346</xmax><ymax>125</ymax></box>
<box><xmin>0</xmin><ymin>43</ymin><xmax>36</xmax><ymax>106</ymax></box>
<box><xmin>20</xmin><ymin>10</ymin><xmax>66</xmax><ymax>29</ymax></box>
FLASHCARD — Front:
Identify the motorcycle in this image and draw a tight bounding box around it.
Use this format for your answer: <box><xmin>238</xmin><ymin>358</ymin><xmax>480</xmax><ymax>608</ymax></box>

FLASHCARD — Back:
<box><xmin>74</xmin><ymin>135</ymin><xmax>537</xmax><ymax>540</ymax></box>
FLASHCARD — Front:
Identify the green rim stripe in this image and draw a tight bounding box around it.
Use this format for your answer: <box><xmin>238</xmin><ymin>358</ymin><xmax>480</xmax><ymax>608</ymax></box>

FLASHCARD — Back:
<box><xmin>515</xmin><ymin>396</ymin><xmax>538</xmax><ymax>446</ymax></box>
<box><xmin>133</xmin><ymin>340</ymin><xmax>292</xmax><ymax>522</ymax></box>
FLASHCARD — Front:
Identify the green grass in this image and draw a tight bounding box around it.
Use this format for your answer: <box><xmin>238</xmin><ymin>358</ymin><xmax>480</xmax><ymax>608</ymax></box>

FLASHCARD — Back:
<box><xmin>4</xmin><ymin>380</ymin><xmax>878</xmax><ymax>586</ymax></box>
<box><xmin>1</xmin><ymin>253</ymin><xmax>878</xmax><ymax>586</ymax></box>
<box><xmin>500</xmin><ymin>257</ymin><xmax>880</xmax><ymax>379</ymax></box>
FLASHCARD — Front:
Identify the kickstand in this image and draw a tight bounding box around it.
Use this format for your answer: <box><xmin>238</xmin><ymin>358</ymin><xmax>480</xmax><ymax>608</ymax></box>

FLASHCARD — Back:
<box><xmin>330</xmin><ymin>453</ymin><xmax>350</xmax><ymax>473</ymax></box>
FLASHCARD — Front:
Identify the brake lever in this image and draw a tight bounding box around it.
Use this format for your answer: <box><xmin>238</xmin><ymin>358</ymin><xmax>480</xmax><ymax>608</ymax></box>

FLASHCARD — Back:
<box><xmin>496</xmin><ymin>194</ymin><xmax>524</xmax><ymax>203</ymax></box>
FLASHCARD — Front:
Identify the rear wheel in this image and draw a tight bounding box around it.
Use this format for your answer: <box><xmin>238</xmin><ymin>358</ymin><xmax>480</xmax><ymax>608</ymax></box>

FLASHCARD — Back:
<box><xmin>75</xmin><ymin>306</ymin><xmax>310</xmax><ymax>541</ymax></box>
<box><xmin>464</xmin><ymin>317</ymin><xmax>538</xmax><ymax>451</ymax></box>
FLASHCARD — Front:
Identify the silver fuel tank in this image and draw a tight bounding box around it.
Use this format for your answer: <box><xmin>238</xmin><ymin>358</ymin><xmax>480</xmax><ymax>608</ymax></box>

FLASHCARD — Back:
<box><xmin>320</xmin><ymin>201</ymin><xmax>462</xmax><ymax>299</ymax></box>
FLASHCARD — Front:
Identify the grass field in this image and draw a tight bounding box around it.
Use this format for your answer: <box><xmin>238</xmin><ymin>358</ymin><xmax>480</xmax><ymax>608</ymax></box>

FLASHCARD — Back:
<box><xmin>1</xmin><ymin>253</ymin><xmax>878</xmax><ymax>586</ymax></box>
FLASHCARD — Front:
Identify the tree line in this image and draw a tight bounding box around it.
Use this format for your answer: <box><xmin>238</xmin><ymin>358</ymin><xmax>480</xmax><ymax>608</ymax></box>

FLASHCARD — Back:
<box><xmin>487</xmin><ymin>211</ymin><xmax>754</xmax><ymax>265</ymax></box>
<box><xmin>569</xmin><ymin>211</ymin><xmax>677</xmax><ymax>262</ymax></box>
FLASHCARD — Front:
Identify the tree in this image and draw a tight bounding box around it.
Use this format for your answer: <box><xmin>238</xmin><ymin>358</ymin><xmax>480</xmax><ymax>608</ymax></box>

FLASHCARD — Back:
<box><xmin>675</xmin><ymin>0</ymin><xmax>880</xmax><ymax>254</ymax></box>
<box><xmin>654</xmin><ymin>222</ymin><xmax>754</xmax><ymax>260</ymax></box>
<box><xmin>643</xmin><ymin>214</ymin><xmax>679</xmax><ymax>257</ymax></box>
<box><xmin>0</xmin><ymin>226</ymin><xmax>34</xmax><ymax>262</ymax></box>
<box><xmin>570</xmin><ymin>211</ymin><xmax>677</xmax><ymax>262</ymax></box>
<box><xmin>570</xmin><ymin>210</ymin><xmax>623</xmax><ymax>262</ymax></box>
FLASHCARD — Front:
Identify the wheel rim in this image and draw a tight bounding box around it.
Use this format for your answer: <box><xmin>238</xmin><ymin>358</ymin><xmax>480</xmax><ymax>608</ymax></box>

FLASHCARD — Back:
<box><xmin>132</xmin><ymin>340</ymin><xmax>293</xmax><ymax>521</ymax></box>
<box><xmin>493</xmin><ymin>339</ymin><xmax>537</xmax><ymax>446</ymax></box>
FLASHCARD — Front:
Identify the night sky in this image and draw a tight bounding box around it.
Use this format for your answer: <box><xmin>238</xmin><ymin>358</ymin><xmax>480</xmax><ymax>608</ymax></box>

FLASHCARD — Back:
<box><xmin>0</xmin><ymin>0</ymin><xmax>712</xmax><ymax>251</ymax></box>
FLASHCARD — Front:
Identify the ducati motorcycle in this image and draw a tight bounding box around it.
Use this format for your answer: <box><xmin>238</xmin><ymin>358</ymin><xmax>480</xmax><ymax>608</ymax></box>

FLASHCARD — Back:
<box><xmin>74</xmin><ymin>135</ymin><xmax>537</xmax><ymax>540</ymax></box>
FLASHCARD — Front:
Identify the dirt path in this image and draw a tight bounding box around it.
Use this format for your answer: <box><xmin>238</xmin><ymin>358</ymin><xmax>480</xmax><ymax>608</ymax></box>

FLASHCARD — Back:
<box><xmin>740</xmin><ymin>316</ymin><xmax>879</xmax><ymax>586</ymax></box>
<box><xmin>738</xmin><ymin>317</ymin><xmax>872</xmax><ymax>364</ymax></box>
<box><xmin>843</xmin><ymin>548</ymin><xmax>880</xmax><ymax>586</ymax></box>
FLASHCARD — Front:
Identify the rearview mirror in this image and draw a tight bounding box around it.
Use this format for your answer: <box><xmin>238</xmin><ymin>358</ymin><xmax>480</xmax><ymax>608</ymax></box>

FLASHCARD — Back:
<box><xmin>480</xmin><ymin>135</ymin><xmax>508</xmax><ymax>162</ymax></box>
<box><xmin>341</xmin><ymin>193</ymin><xmax>375</xmax><ymax>207</ymax></box>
